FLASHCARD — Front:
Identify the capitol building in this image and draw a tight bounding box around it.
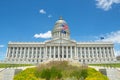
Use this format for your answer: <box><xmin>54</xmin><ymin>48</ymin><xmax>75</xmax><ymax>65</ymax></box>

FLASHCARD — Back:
<box><xmin>5</xmin><ymin>17</ymin><xmax>116</xmax><ymax>64</ymax></box>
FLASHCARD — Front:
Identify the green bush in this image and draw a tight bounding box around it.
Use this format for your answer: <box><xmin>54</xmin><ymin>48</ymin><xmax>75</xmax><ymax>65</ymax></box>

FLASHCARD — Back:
<box><xmin>40</xmin><ymin>67</ymin><xmax>62</xmax><ymax>80</ymax></box>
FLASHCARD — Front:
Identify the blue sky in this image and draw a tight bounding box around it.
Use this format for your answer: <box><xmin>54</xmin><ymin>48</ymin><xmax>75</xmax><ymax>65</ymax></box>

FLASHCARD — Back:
<box><xmin>0</xmin><ymin>0</ymin><xmax>120</xmax><ymax>60</ymax></box>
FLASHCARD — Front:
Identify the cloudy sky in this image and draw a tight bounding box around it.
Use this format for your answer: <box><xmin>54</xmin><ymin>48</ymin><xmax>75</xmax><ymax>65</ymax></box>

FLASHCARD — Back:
<box><xmin>0</xmin><ymin>0</ymin><xmax>120</xmax><ymax>60</ymax></box>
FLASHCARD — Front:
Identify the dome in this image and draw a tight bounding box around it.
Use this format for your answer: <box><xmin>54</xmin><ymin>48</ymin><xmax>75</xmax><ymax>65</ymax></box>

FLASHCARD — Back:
<box><xmin>52</xmin><ymin>17</ymin><xmax>70</xmax><ymax>39</ymax></box>
<box><xmin>55</xmin><ymin>17</ymin><xmax>67</xmax><ymax>24</ymax></box>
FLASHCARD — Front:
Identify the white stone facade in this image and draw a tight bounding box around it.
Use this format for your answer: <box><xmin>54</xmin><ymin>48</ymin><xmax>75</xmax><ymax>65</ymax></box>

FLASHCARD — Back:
<box><xmin>5</xmin><ymin>17</ymin><xmax>116</xmax><ymax>64</ymax></box>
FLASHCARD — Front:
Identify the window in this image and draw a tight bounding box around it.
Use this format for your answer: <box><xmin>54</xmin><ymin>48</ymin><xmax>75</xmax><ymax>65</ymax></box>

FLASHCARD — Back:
<box><xmin>56</xmin><ymin>55</ymin><xmax>58</xmax><ymax>58</ymax></box>
<box><xmin>64</xmin><ymin>55</ymin><xmax>66</xmax><ymax>58</ymax></box>
<box><xmin>82</xmin><ymin>55</ymin><xmax>84</xmax><ymax>58</ymax></box>
<box><xmin>79</xmin><ymin>60</ymin><xmax>81</xmax><ymax>62</ymax></box>
<box><xmin>51</xmin><ymin>55</ymin><xmax>53</xmax><ymax>58</ymax></box>
<box><xmin>68</xmin><ymin>55</ymin><xmax>70</xmax><ymax>58</ymax></box>
<box><xmin>32</xmin><ymin>60</ymin><xmax>34</xmax><ymax>62</ymax></box>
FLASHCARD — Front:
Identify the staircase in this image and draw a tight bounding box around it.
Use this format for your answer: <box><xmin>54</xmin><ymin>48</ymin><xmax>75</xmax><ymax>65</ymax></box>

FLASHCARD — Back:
<box><xmin>106</xmin><ymin>68</ymin><xmax>120</xmax><ymax>80</ymax></box>
<box><xmin>0</xmin><ymin>68</ymin><xmax>21</xmax><ymax>80</ymax></box>
<box><xmin>0</xmin><ymin>68</ymin><xmax>5</xmax><ymax>80</ymax></box>
<box><xmin>0</xmin><ymin>68</ymin><xmax>15</xmax><ymax>80</ymax></box>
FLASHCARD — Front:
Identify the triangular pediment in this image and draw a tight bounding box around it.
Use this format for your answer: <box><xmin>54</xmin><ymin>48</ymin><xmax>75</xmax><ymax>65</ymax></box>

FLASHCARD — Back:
<box><xmin>45</xmin><ymin>38</ymin><xmax>76</xmax><ymax>44</ymax></box>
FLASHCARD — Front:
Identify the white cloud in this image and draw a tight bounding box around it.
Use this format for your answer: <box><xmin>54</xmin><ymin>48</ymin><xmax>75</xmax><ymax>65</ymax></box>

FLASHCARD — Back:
<box><xmin>100</xmin><ymin>30</ymin><xmax>120</xmax><ymax>43</ymax></box>
<box><xmin>0</xmin><ymin>45</ymin><xmax>4</xmax><ymax>48</ymax></box>
<box><xmin>48</xmin><ymin>14</ymin><xmax>52</xmax><ymax>18</ymax></box>
<box><xmin>96</xmin><ymin>0</ymin><xmax>120</xmax><ymax>11</ymax></box>
<box><xmin>39</xmin><ymin>9</ymin><xmax>53</xmax><ymax>18</ymax></box>
<box><xmin>34</xmin><ymin>31</ymin><xmax>52</xmax><ymax>39</ymax></box>
<box><xmin>115</xmin><ymin>50</ymin><xmax>120</xmax><ymax>56</ymax></box>
<box><xmin>39</xmin><ymin>9</ymin><xmax>46</xmax><ymax>14</ymax></box>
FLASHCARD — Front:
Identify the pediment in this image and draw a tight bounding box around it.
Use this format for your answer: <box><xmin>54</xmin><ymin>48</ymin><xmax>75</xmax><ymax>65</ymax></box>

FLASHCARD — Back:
<box><xmin>45</xmin><ymin>38</ymin><xmax>76</xmax><ymax>44</ymax></box>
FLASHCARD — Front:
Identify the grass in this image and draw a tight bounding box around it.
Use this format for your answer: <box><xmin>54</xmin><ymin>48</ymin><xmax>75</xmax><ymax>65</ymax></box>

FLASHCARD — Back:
<box><xmin>89</xmin><ymin>63</ymin><xmax>120</xmax><ymax>68</ymax></box>
<box><xmin>0</xmin><ymin>63</ymin><xmax>33</xmax><ymax>68</ymax></box>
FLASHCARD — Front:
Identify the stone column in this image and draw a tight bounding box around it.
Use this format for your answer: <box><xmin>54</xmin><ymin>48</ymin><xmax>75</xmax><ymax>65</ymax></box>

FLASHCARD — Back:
<box><xmin>36</xmin><ymin>47</ymin><xmax>38</xmax><ymax>59</ymax></box>
<box><xmin>75</xmin><ymin>46</ymin><xmax>77</xmax><ymax>58</ymax></box>
<box><xmin>50</xmin><ymin>46</ymin><xmax>51</xmax><ymax>58</ymax></box>
<box><xmin>95</xmin><ymin>47</ymin><xmax>98</xmax><ymax>61</ymax></box>
<box><xmin>15</xmin><ymin>47</ymin><xmax>18</xmax><ymax>59</ymax></box>
<box><xmin>103</xmin><ymin>47</ymin><xmax>106</xmax><ymax>62</ymax></box>
<box><xmin>66</xmin><ymin>46</ymin><xmax>68</xmax><ymax>59</ymax></box>
<box><xmin>88</xmin><ymin>47</ymin><xmax>90</xmax><ymax>62</ymax></box>
<box><xmin>27</xmin><ymin>47</ymin><xmax>30</xmax><ymax>62</ymax></box>
<box><xmin>91</xmin><ymin>47</ymin><xmax>94</xmax><ymax>62</ymax></box>
<box><xmin>84</xmin><ymin>47</ymin><xmax>86</xmax><ymax>62</ymax></box>
<box><xmin>58</xmin><ymin>32</ymin><xmax>60</xmax><ymax>37</ymax></box>
<box><xmin>111</xmin><ymin>47</ymin><xmax>115</xmax><ymax>61</ymax></box>
<box><xmin>18</xmin><ymin>47</ymin><xmax>20</xmax><ymax>63</ymax></box>
<box><xmin>54</xmin><ymin>46</ymin><xmax>55</xmax><ymax>59</ymax></box>
<box><xmin>107</xmin><ymin>47</ymin><xmax>109</xmax><ymax>58</ymax></box>
<box><xmin>76</xmin><ymin>47</ymin><xmax>78</xmax><ymax>58</ymax></box>
<box><xmin>70</xmin><ymin>46</ymin><xmax>72</xmax><ymax>59</ymax></box>
<box><xmin>111</xmin><ymin>47</ymin><xmax>114</xmax><ymax>58</ymax></box>
<box><xmin>58</xmin><ymin>46</ymin><xmax>60</xmax><ymax>60</ymax></box>
<box><xmin>23</xmin><ymin>47</ymin><xmax>26</xmax><ymax>59</ymax></box>
<box><xmin>62</xmin><ymin>46</ymin><xmax>64</xmax><ymax>60</ymax></box>
<box><xmin>39</xmin><ymin>47</ymin><xmax>41</xmax><ymax>59</ymax></box>
<box><xmin>12</xmin><ymin>47</ymin><xmax>15</xmax><ymax>58</ymax></box>
<box><xmin>80</xmin><ymin>47</ymin><xmax>82</xmax><ymax>58</ymax></box>
<box><xmin>99</xmin><ymin>47</ymin><xmax>101</xmax><ymax>62</ymax></box>
<box><xmin>46</xmin><ymin>46</ymin><xmax>48</xmax><ymax>59</ymax></box>
<box><xmin>31</xmin><ymin>47</ymin><xmax>34</xmax><ymax>63</ymax></box>
<box><xmin>103</xmin><ymin>48</ymin><xmax>106</xmax><ymax>59</ymax></box>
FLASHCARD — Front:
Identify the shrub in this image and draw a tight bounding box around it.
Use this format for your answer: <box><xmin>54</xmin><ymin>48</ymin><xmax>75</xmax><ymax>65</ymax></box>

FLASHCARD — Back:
<box><xmin>14</xmin><ymin>61</ymin><xmax>109</xmax><ymax>80</ymax></box>
<box><xmin>40</xmin><ymin>67</ymin><xmax>62</xmax><ymax>80</ymax></box>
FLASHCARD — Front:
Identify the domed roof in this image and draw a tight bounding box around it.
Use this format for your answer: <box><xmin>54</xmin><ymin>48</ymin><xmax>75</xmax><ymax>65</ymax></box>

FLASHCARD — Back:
<box><xmin>55</xmin><ymin>16</ymin><xmax>67</xmax><ymax>24</ymax></box>
<box><xmin>52</xmin><ymin>17</ymin><xmax>70</xmax><ymax>33</ymax></box>
<box><xmin>52</xmin><ymin>17</ymin><xmax>70</xmax><ymax>39</ymax></box>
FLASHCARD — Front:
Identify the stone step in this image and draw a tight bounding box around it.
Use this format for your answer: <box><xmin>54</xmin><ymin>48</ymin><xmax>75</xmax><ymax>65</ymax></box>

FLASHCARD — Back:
<box><xmin>0</xmin><ymin>68</ymin><xmax>22</xmax><ymax>80</ymax></box>
<box><xmin>2</xmin><ymin>69</ymin><xmax>15</xmax><ymax>80</ymax></box>
<box><xmin>106</xmin><ymin>69</ymin><xmax>120</xmax><ymax>80</ymax></box>
<box><xmin>0</xmin><ymin>68</ymin><xmax>6</xmax><ymax>80</ymax></box>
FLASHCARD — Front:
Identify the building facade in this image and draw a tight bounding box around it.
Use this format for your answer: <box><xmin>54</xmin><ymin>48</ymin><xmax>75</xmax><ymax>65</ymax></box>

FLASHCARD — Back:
<box><xmin>5</xmin><ymin>17</ymin><xmax>116</xmax><ymax>64</ymax></box>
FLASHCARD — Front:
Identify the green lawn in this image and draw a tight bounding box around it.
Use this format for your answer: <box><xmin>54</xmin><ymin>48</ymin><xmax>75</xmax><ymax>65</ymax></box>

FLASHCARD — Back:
<box><xmin>89</xmin><ymin>63</ymin><xmax>120</xmax><ymax>68</ymax></box>
<box><xmin>0</xmin><ymin>63</ymin><xmax>33</xmax><ymax>68</ymax></box>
